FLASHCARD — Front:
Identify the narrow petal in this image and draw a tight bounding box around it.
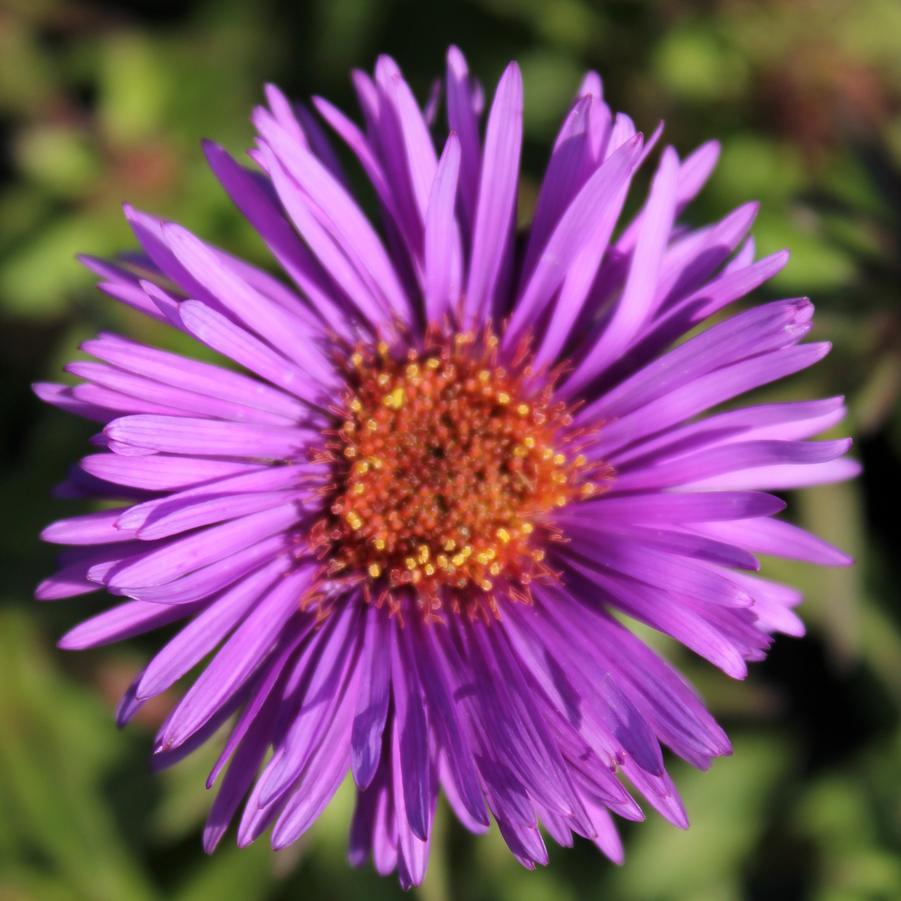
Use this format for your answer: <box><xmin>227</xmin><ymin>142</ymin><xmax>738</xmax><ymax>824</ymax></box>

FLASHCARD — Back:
<box><xmin>593</xmin><ymin>297</ymin><xmax>814</xmax><ymax>421</ymax></box>
<box><xmin>83</xmin><ymin>331</ymin><xmax>307</xmax><ymax>420</ymax></box>
<box><xmin>59</xmin><ymin>600</ymin><xmax>194</xmax><ymax>650</ymax></box>
<box><xmin>80</xmin><ymin>452</ymin><xmax>261</xmax><ymax>491</ymax></box>
<box><xmin>119</xmin><ymin>534</ymin><xmax>288</xmax><ymax>605</ymax></box>
<box><xmin>445</xmin><ymin>46</ymin><xmax>482</xmax><ymax>235</ymax></box>
<box><xmin>611</xmin><ymin>438</ymin><xmax>852</xmax><ymax>492</ymax></box>
<box><xmin>136</xmin><ymin>558</ymin><xmax>290</xmax><ymax>699</ymax></box>
<box><xmin>565</xmin><ymin>147</ymin><xmax>680</xmax><ymax>392</ymax></box>
<box><xmin>256</xmin><ymin>116</ymin><xmax>411</xmax><ymax>321</ymax></box>
<box><xmin>177</xmin><ymin>301</ymin><xmax>328</xmax><ymax>406</ymax></box>
<box><xmin>117</xmin><ymin>463</ymin><xmax>317</xmax><ymax>532</ymax></box>
<box><xmin>203</xmin><ymin>140</ymin><xmax>348</xmax><ymax>335</ymax></box>
<box><xmin>35</xmin><ymin>563</ymin><xmax>101</xmax><ymax>601</ymax></box>
<box><xmin>257</xmin><ymin>604</ymin><xmax>360</xmax><ymax>806</ymax></box>
<box><xmin>507</xmin><ymin>135</ymin><xmax>642</xmax><ymax>342</ymax></box>
<box><xmin>68</xmin><ymin>360</ymin><xmax>294</xmax><ymax>426</ymax></box>
<box><xmin>696</xmin><ymin>517</ymin><xmax>853</xmax><ymax>566</ymax></box>
<box><xmin>104</xmin><ymin>415</ymin><xmax>314</xmax><ymax>459</ymax></box>
<box><xmin>134</xmin><ymin>490</ymin><xmax>303</xmax><ymax>541</ymax></box>
<box><xmin>415</xmin><ymin>623</ymin><xmax>489</xmax><ymax>827</ymax></box>
<box><xmin>203</xmin><ymin>692</ymin><xmax>279</xmax><ymax>853</ymax></box>
<box><xmin>392</xmin><ymin>626</ymin><xmax>433</xmax><ymax>842</ymax></box>
<box><xmin>568</xmin><ymin>491</ymin><xmax>786</xmax><ymax>524</ymax></box>
<box><xmin>155</xmin><ymin>564</ymin><xmax>313</xmax><ymax>750</ymax></box>
<box><xmin>684</xmin><ymin>457</ymin><xmax>861</xmax><ymax>491</ymax></box>
<box><xmin>613</xmin><ymin>396</ymin><xmax>847</xmax><ymax>468</ymax></box>
<box><xmin>626</xmin><ymin>250</ymin><xmax>791</xmax><ymax>368</ymax></box>
<box><xmin>591</xmin><ymin>343</ymin><xmax>832</xmax><ymax>457</ymax></box>
<box><xmin>374</xmin><ymin>55</ymin><xmax>438</xmax><ymax>224</ymax></box>
<box><xmin>269</xmin><ymin>644</ymin><xmax>361</xmax><ymax>848</ymax></box>
<box><xmin>163</xmin><ymin>223</ymin><xmax>337</xmax><ymax>384</ymax></box>
<box><xmin>463</xmin><ymin>62</ymin><xmax>523</xmax><ymax>322</ymax></box>
<box><xmin>351</xmin><ymin>607</ymin><xmax>391</xmax><ymax>789</ymax></box>
<box><xmin>42</xmin><ymin>509</ymin><xmax>135</xmax><ymax>545</ymax></box>
<box><xmin>522</xmin><ymin>95</ymin><xmax>594</xmax><ymax>273</ymax></box>
<box><xmin>424</xmin><ymin>133</ymin><xmax>463</xmax><ymax>321</ymax></box>
<box><xmin>101</xmin><ymin>504</ymin><xmax>301</xmax><ymax>590</ymax></box>
<box><xmin>390</xmin><ymin>708</ymin><xmax>431</xmax><ymax>888</ymax></box>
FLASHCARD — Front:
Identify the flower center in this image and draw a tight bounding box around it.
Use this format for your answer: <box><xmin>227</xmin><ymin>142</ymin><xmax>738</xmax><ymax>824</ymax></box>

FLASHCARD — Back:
<box><xmin>315</xmin><ymin>330</ymin><xmax>602</xmax><ymax>618</ymax></box>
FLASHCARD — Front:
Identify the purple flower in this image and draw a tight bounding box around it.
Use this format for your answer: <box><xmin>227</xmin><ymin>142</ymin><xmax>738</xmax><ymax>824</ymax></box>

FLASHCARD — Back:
<box><xmin>36</xmin><ymin>48</ymin><xmax>857</xmax><ymax>887</ymax></box>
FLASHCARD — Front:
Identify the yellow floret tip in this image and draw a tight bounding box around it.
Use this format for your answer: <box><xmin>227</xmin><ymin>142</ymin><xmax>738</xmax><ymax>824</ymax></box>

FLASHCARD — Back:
<box><xmin>384</xmin><ymin>387</ymin><xmax>405</xmax><ymax>410</ymax></box>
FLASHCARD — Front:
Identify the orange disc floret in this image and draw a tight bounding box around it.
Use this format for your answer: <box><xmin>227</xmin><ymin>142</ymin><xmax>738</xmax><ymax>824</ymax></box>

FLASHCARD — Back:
<box><xmin>314</xmin><ymin>328</ymin><xmax>607</xmax><ymax>618</ymax></box>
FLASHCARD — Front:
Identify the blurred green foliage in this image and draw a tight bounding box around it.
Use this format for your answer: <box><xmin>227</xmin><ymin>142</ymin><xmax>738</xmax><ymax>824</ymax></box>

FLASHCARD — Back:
<box><xmin>1</xmin><ymin>1</ymin><xmax>899</xmax><ymax>898</ymax></box>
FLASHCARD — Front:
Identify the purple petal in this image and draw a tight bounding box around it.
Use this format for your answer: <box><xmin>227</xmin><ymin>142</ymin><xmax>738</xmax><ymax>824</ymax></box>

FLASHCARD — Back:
<box><xmin>203</xmin><ymin>141</ymin><xmax>349</xmax><ymax>335</ymax></box>
<box><xmin>507</xmin><ymin>134</ymin><xmax>642</xmax><ymax>342</ymax></box>
<box><xmin>270</xmin><ymin>658</ymin><xmax>360</xmax><ymax>849</ymax></box>
<box><xmin>391</xmin><ymin>625</ymin><xmax>433</xmax><ymax>842</ymax></box>
<box><xmin>563</xmin><ymin>559</ymin><xmax>751</xmax><ymax>678</ymax></box>
<box><xmin>565</xmin><ymin>147</ymin><xmax>680</xmax><ymax>392</ymax></box>
<box><xmin>35</xmin><ymin>562</ymin><xmax>101</xmax><ymax>601</ymax></box>
<box><xmin>591</xmin><ymin>343</ymin><xmax>832</xmax><ymax>457</ymax></box>
<box><xmin>255</xmin><ymin>113</ymin><xmax>410</xmax><ymax>322</ymax></box>
<box><xmin>80</xmin><ymin>452</ymin><xmax>262</xmax><ymax>491</ymax></box>
<box><xmin>42</xmin><ymin>509</ymin><xmax>135</xmax><ymax>545</ymax></box>
<box><xmin>374</xmin><ymin>55</ymin><xmax>438</xmax><ymax>224</ymax></box>
<box><xmin>155</xmin><ymin>564</ymin><xmax>314</xmax><ymax>750</ymax></box>
<box><xmin>254</xmin><ymin>144</ymin><xmax>391</xmax><ymax>329</ymax></box>
<box><xmin>351</xmin><ymin>607</ymin><xmax>391</xmax><ymax>789</ymax></box>
<box><xmin>119</xmin><ymin>534</ymin><xmax>288</xmax><ymax>604</ymax></box>
<box><xmin>463</xmin><ymin>62</ymin><xmax>523</xmax><ymax>323</ymax></box>
<box><xmin>684</xmin><ymin>457</ymin><xmax>861</xmax><ymax>491</ymax></box>
<box><xmin>613</xmin><ymin>396</ymin><xmax>847</xmax><ymax>469</ymax></box>
<box><xmin>176</xmin><ymin>300</ymin><xmax>328</xmax><ymax>406</ymax></box>
<box><xmin>59</xmin><ymin>599</ymin><xmax>195</xmax><ymax>650</ymax></box>
<box><xmin>570</xmin><ymin>491</ymin><xmax>785</xmax><ymax>523</ymax></box>
<box><xmin>625</xmin><ymin>250</ymin><xmax>791</xmax><ymax>367</ymax></box>
<box><xmin>33</xmin><ymin>382</ymin><xmax>115</xmax><ymax>423</ymax></box>
<box><xmin>589</xmin><ymin>299</ymin><xmax>814</xmax><ymax>422</ymax></box>
<box><xmin>83</xmin><ymin>331</ymin><xmax>307</xmax><ymax>420</ymax></box>
<box><xmin>424</xmin><ymin>133</ymin><xmax>463</xmax><ymax>321</ymax></box>
<box><xmin>414</xmin><ymin>623</ymin><xmax>489</xmax><ymax>827</ymax></box>
<box><xmin>696</xmin><ymin>517</ymin><xmax>853</xmax><ymax>566</ymax></box>
<box><xmin>134</xmin><ymin>489</ymin><xmax>303</xmax><ymax>541</ymax></box>
<box><xmin>104</xmin><ymin>414</ymin><xmax>313</xmax><ymax>459</ymax></box>
<box><xmin>136</xmin><ymin>557</ymin><xmax>291</xmax><ymax>699</ymax></box>
<box><xmin>390</xmin><ymin>705</ymin><xmax>431</xmax><ymax>887</ymax></box>
<box><xmin>207</xmin><ymin>624</ymin><xmax>311</xmax><ymax>788</ymax></box>
<box><xmin>100</xmin><ymin>504</ymin><xmax>300</xmax><ymax>590</ymax></box>
<box><xmin>522</xmin><ymin>96</ymin><xmax>594</xmax><ymax>273</ymax></box>
<box><xmin>257</xmin><ymin>603</ymin><xmax>361</xmax><ymax>806</ymax></box>
<box><xmin>163</xmin><ymin>222</ymin><xmax>337</xmax><ymax>383</ymax></box>
<box><xmin>612</xmin><ymin>438</ymin><xmax>852</xmax><ymax>492</ymax></box>
<box><xmin>445</xmin><ymin>46</ymin><xmax>482</xmax><ymax>235</ymax></box>
<box><xmin>203</xmin><ymin>690</ymin><xmax>280</xmax><ymax>853</ymax></box>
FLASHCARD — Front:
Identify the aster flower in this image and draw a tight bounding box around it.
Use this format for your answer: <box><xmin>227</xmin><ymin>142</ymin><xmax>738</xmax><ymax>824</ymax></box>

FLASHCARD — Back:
<box><xmin>36</xmin><ymin>48</ymin><xmax>857</xmax><ymax>887</ymax></box>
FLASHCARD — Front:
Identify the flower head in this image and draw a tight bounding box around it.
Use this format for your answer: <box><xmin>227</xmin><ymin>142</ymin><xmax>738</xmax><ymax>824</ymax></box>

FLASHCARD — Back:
<box><xmin>36</xmin><ymin>48</ymin><xmax>856</xmax><ymax>887</ymax></box>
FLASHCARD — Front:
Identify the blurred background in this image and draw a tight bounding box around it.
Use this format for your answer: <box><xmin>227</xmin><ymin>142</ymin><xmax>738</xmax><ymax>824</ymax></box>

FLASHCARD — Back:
<box><xmin>1</xmin><ymin>0</ymin><xmax>899</xmax><ymax>898</ymax></box>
